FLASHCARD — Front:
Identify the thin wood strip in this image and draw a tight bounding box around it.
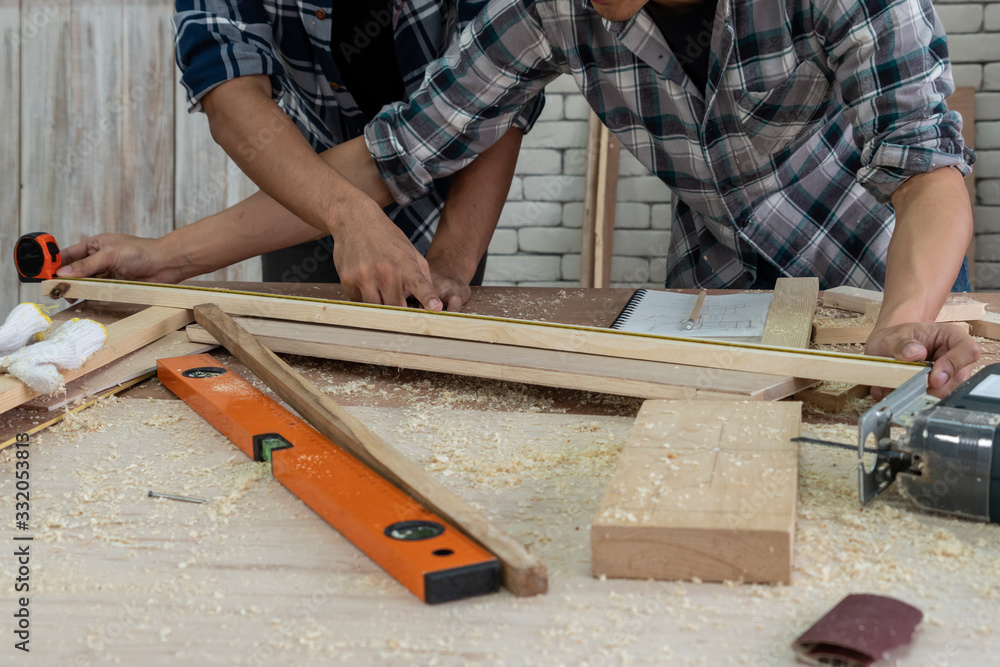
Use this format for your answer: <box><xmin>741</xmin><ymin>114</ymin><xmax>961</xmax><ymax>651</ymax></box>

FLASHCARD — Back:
<box><xmin>0</xmin><ymin>306</ymin><xmax>192</xmax><ymax>416</ymax></box>
<box><xmin>42</xmin><ymin>280</ymin><xmax>924</xmax><ymax>388</ymax></box>
<box><xmin>796</xmin><ymin>382</ymin><xmax>871</xmax><ymax>412</ymax></box>
<box><xmin>185</xmin><ymin>320</ymin><xmax>812</xmax><ymax>401</ymax></box>
<box><xmin>22</xmin><ymin>331</ymin><xmax>215</xmax><ymax>411</ymax></box>
<box><xmin>760</xmin><ymin>278</ymin><xmax>819</xmax><ymax>349</ymax></box>
<box><xmin>823</xmin><ymin>286</ymin><xmax>985</xmax><ymax>322</ymax></box>
<box><xmin>0</xmin><ymin>373</ymin><xmax>153</xmax><ymax>451</ymax></box>
<box><xmin>192</xmin><ymin>304</ymin><xmax>548</xmax><ymax>597</ymax></box>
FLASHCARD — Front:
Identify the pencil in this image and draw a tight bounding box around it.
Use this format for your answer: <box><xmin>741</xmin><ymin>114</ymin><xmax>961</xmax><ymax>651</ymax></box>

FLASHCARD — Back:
<box><xmin>684</xmin><ymin>290</ymin><xmax>707</xmax><ymax>330</ymax></box>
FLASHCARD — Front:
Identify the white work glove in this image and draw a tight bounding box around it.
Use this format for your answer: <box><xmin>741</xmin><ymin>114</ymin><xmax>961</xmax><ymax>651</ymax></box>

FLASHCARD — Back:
<box><xmin>0</xmin><ymin>303</ymin><xmax>51</xmax><ymax>359</ymax></box>
<box><xmin>2</xmin><ymin>318</ymin><xmax>108</xmax><ymax>394</ymax></box>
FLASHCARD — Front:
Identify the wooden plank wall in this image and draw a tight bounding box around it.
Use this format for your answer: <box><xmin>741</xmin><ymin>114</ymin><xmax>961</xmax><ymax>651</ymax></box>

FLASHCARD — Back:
<box><xmin>3</xmin><ymin>0</ymin><xmax>259</xmax><ymax>313</ymax></box>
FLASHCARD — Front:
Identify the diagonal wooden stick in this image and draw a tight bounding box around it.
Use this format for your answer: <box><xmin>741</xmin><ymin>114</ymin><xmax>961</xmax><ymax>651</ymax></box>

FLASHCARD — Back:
<box><xmin>192</xmin><ymin>303</ymin><xmax>548</xmax><ymax>597</ymax></box>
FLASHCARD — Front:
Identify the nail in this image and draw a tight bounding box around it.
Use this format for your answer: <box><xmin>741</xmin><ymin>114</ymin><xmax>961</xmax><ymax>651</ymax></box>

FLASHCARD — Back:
<box><xmin>148</xmin><ymin>490</ymin><xmax>206</xmax><ymax>504</ymax></box>
<box><xmin>902</xmin><ymin>343</ymin><xmax>923</xmax><ymax>358</ymax></box>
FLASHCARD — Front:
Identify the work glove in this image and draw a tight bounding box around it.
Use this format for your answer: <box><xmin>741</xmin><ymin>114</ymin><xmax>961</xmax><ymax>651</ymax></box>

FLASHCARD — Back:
<box><xmin>1</xmin><ymin>317</ymin><xmax>107</xmax><ymax>394</ymax></box>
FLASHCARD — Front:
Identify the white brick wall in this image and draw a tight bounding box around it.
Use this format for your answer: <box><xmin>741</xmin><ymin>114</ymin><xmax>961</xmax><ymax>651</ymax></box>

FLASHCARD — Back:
<box><xmin>491</xmin><ymin>0</ymin><xmax>1000</xmax><ymax>289</ymax></box>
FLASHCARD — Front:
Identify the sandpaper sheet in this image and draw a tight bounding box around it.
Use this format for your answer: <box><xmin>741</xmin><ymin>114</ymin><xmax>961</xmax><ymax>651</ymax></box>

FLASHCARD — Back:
<box><xmin>793</xmin><ymin>594</ymin><xmax>923</xmax><ymax>666</ymax></box>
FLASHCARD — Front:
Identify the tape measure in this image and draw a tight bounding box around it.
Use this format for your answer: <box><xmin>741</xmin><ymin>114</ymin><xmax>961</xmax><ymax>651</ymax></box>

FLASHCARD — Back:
<box><xmin>157</xmin><ymin>353</ymin><xmax>500</xmax><ymax>604</ymax></box>
<box><xmin>14</xmin><ymin>232</ymin><xmax>62</xmax><ymax>283</ymax></box>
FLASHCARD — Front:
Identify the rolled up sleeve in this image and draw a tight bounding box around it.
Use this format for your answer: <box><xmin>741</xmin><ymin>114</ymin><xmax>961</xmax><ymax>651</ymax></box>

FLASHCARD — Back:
<box><xmin>173</xmin><ymin>1</ymin><xmax>285</xmax><ymax>112</ymax></box>
<box><xmin>819</xmin><ymin>0</ymin><xmax>975</xmax><ymax>203</ymax></box>
<box><xmin>365</xmin><ymin>0</ymin><xmax>562</xmax><ymax>206</ymax></box>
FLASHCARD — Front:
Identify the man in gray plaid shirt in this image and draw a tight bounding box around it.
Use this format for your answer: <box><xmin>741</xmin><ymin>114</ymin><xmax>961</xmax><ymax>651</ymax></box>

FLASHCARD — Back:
<box><xmin>61</xmin><ymin>0</ymin><xmax>980</xmax><ymax>394</ymax></box>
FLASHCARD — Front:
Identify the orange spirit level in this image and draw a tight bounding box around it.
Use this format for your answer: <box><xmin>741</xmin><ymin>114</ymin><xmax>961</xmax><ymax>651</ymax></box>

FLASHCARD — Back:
<box><xmin>14</xmin><ymin>232</ymin><xmax>61</xmax><ymax>282</ymax></box>
<box><xmin>157</xmin><ymin>353</ymin><xmax>500</xmax><ymax>604</ymax></box>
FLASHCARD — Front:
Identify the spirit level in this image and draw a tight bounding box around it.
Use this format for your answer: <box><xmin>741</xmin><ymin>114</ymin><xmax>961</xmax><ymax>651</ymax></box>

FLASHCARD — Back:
<box><xmin>157</xmin><ymin>353</ymin><xmax>500</xmax><ymax>604</ymax></box>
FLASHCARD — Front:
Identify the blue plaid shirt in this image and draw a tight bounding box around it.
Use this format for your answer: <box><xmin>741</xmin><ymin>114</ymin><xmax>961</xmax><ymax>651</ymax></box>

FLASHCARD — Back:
<box><xmin>366</xmin><ymin>0</ymin><xmax>975</xmax><ymax>288</ymax></box>
<box><xmin>173</xmin><ymin>0</ymin><xmax>542</xmax><ymax>254</ymax></box>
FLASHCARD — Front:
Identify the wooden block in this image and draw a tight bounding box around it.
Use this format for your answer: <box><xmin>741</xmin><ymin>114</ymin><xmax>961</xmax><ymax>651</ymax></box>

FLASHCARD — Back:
<box><xmin>796</xmin><ymin>382</ymin><xmax>871</xmax><ymax>412</ymax></box>
<box><xmin>43</xmin><ymin>280</ymin><xmax>925</xmax><ymax>388</ymax></box>
<box><xmin>970</xmin><ymin>312</ymin><xmax>1000</xmax><ymax>340</ymax></box>
<box><xmin>185</xmin><ymin>319</ymin><xmax>813</xmax><ymax>401</ymax></box>
<box><xmin>592</xmin><ymin>400</ymin><xmax>801</xmax><ymax>584</ymax></box>
<box><xmin>760</xmin><ymin>277</ymin><xmax>819</xmax><ymax>349</ymax></box>
<box><xmin>823</xmin><ymin>286</ymin><xmax>985</xmax><ymax>322</ymax></box>
<box><xmin>0</xmin><ymin>306</ymin><xmax>191</xmax><ymax>416</ymax></box>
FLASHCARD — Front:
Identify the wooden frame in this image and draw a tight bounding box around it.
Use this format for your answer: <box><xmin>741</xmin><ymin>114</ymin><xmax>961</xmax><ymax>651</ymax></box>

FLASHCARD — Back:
<box><xmin>43</xmin><ymin>279</ymin><xmax>924</xmax><ymax>388</ymax></box>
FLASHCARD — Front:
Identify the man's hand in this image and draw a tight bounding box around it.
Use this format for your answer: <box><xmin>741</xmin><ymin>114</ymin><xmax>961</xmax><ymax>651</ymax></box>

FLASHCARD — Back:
<box><xmin>331</xmin><ymin>201</ymin><xmax>442</xmax><ymax>310</ymax></box>
<box><xmin>865</xmin><ymin>322</ymin><xmax>981</xmax><ymax>399</ymax></box>
<box><xmin>56</xmin><ymin>234</ymin><xmax>185</xmax><ymax>284</ymax></box>
<box><xmin>427</xmin><ymin>259</ymin><xmax>473</xmax><ymax>312</ymax></box>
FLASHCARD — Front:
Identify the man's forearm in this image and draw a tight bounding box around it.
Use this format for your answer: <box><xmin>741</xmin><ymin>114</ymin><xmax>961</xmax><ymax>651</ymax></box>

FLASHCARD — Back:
<box><xmin>877</xmin><ymin>167</ymin><xmax>973</xmax><ymax>328</ymax></box>
<box><xmin>202</xmin><ymin>75</ymin><xmax>387</xmax><ymax>237</ymax></box>
<box><xmin>425</xmin><ymin>128</ymin><xmax>525</xmax><ymax>281</ymax></box>
<box><xmin>161</xmin><ymin>192</ymin><xmax>325</xmax><ymax>281</ymax></box>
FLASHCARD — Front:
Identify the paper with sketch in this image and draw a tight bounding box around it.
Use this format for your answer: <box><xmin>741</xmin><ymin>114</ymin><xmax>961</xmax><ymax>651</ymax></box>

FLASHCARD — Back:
<box><xmin>609</xmin><ymin>290</ymin><xmax>773</xmax><ymax>338</ymax></box>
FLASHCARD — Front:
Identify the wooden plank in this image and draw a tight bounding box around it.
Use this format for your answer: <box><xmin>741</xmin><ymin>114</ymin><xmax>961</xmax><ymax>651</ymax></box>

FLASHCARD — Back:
<box><xmin>120</xmin><ymin>0</ymin><xmax>174</xmax><ymax>238</ymax></box>
<box><xmin>173</xmin><ymin>64</ymin><xmax>261</xmax><ymax>282</ymax></box>
<box><xmin>760</xmin><ymin>277</ymin><xmax>819</xmax><ymax>349</ymax></box>
<box><xmin>42</xmin><ymin>279</ymin><xmax>927</xmax><ymax>387</ymax></box>
<box><xmin>192</xmin><ymin>304</ymin><xmax>548</xmax><ymax>597</ymax></box>
<box><xmin>0</xmin><ymin>0</ymin><xmax>19</xmax><ymax>318</ymax></box>
<box><xmin>0</xmin><ymin>306</ymin><xmax>192</xmax><ymax>416</ymax></box>
<box><xmin>581</xmin><ymin>114</ymin><xmax>620</xmax><ymax>288</ymax></box>
<box><xmin>22</xmin><ymin>331</ymin><xmax>215</xmax><ymax>411</ymax></box>
<box><xmin>591</xmin><ymin>400</ymin><xmax>801</xmax><ymax>584</ymax></box>
<box><xmin>70</xmin><ymin>0</ymin><xmax>123</xmax><ymax>241</ymax></box>
<box><xmin>970</xmin><ymin>312</ymin><xmax>1000</xmax><ymax>340</ymax></box>
<box><xmin>185</xmin><ymin>319</ymin><xmax>813</xmax><ymax>401</ymax></box>
<box><xmin>814</xmin><ymin>315</ymin><xmax>971</xmax><ymax>345</ymax></box>
<box><xmin>796</xmin><ymin>382</ymin><xmax>871</xmax><ymax>412</ymax></box>
<box><xmin>822</xmin><ymin>286</ymin><xmax>985</xmax><ymax>322</ymax></box>
<box><xmin>19</xmin><ymin>0</ymin><xmax>72</xmax><ymax>307</ymax></box>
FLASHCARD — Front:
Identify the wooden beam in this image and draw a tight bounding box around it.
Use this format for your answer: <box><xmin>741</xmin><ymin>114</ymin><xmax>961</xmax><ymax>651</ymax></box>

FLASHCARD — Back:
<box><xmin>185</xmin><ymin>319</ymin><xmax>812</xmax><ymax>401</ymax></box>
<box><xmin>760</xmin><ymin>277</ymin><xmax>819</xmax><ymax>349</ymax></box>
<box><xmin>0</xmin><ymin>306</ymin><xmax>191</xmax><ymax>417</ymax></box>
<box><xmin>192</xmin><ymin>304</ymin><xmax>548</xmax><ymax>597</ymax></box>
<box><xmin>581</xmin><ymin>114</ymin><xmax>620</xmax><ymax>288</ymax></box>
<box><xmin>43</xmin><ymin>280</ymin><xmax>925</xmax><ymax>388</ymax></box>
<box><xmin>823</xmin><ymin>286</ymin><xmax>985</xmax><ymax>322</ymax></box>
<box><xmin>591</xmin><ymin>400</ymin><xmax>801</xmax><ymax>584</ymax></box>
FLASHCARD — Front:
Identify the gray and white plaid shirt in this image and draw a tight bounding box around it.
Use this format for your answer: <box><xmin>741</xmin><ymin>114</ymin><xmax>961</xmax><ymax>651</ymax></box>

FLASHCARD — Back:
<box><xmin>367</xmin><ymin>0</ymin><xmax>974</xmax><ymax>288</ymax></box>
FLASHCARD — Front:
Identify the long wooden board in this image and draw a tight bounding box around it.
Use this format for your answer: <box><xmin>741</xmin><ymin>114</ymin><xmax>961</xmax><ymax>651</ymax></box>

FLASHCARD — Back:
<box><xmin>591</xmin><ymin>400</ymin><xmax>801</xmax><ymax>584</ymax></box>
<box><xmin>42</xmin><ymin>280</ymin><xmax>925</xmax><ymax>388</ymax></box>
<box><xmin>0</xmin><ymin>306</ymin><xmax>192</xmax><ymax>416</ymax></box>
<box><xmin>185</xmin><ymin>319</ymin><xmax>812</xmax><ymax>401</ymax></box>
<box><xmin>193</xmin><ymin>304</ymin><xmax>547</xmax><ymax>597</ymax></box>
<box><xmin>823</xmin><ymin>286</ymin><xmax>985</xmax><ymax>322</ymax></box>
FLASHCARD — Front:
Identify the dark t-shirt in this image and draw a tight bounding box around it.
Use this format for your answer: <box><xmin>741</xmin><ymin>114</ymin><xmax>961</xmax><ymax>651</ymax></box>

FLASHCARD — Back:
<box><xmin>329</xmin><ymin>0</ymin><xmax>407</xmax><ymax>118</ymax></box>
<box><xmin>645</xmin><ymin>0</ymin><xmax>719</xmax><ymax>93</ymax></box>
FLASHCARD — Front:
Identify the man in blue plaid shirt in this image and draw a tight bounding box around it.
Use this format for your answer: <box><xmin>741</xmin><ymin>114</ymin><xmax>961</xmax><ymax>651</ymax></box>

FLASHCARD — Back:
<box><xmin>61</xmin><ymin>0</ymin><xmax>979</xmax><ymax>393</ymax></box>
<box><xmin>59</xmin><ymin>0</ymin><xmax>541</xmax><ymax>311</ymax></box>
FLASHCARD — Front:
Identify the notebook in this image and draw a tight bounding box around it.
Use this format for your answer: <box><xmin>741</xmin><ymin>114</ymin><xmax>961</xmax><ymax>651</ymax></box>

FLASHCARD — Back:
<box><xmin>609</xmin><ymin>289</ymin><xmax>772</xmax><ymax>339</ymax></box>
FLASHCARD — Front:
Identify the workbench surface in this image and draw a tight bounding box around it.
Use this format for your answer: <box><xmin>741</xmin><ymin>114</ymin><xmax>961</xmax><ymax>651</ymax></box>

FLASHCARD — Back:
<box><xmin>1</xmin><ymin>286</ymin><xmax>999</xmax><ymax>666</ymax></box>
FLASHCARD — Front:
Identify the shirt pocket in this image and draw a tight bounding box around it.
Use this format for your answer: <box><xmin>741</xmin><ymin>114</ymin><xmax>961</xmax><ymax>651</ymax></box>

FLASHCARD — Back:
<box><xmin>733</xmin><ymin>60</ymin><xmax>832</xmax><ymax>155</ymax></box>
